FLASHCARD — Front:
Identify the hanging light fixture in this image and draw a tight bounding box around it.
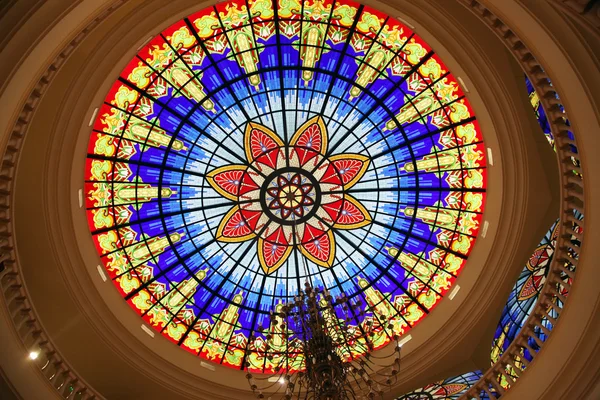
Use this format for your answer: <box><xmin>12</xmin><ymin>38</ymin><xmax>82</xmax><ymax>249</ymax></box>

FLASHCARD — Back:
<box><xmin>244</xmin><ymin>279</ymin><xmax>403</xmax><ymax>399</ymax></box>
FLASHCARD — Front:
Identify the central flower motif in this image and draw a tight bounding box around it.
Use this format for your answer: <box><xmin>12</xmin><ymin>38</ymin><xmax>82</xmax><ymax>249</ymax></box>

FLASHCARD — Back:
<box><xmin>206</xmin><ymin>117</ymin><xmax>372</xmax><ymax>274</ymax></box>
<box><xmin>266</xmin><ymin>172</ymin><xmax>316</xmax><ymax>221</ymax></box>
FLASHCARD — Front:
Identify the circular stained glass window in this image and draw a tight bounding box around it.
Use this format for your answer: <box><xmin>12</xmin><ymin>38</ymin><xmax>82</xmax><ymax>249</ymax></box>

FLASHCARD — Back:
<box><xmin>85</xmin><ymin>0</ymin><xmax>487</xmax><ymax>372</ymax></box>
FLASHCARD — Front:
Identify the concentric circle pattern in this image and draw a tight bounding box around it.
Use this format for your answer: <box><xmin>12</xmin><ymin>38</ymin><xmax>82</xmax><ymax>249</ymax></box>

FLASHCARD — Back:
<box><xmin>85</xmin><ymin>0</ymin><xmax>487</xmax><ymax>372</ymax></box>
<box><xmin>264</xmin><ymin>169</ymin><xmax>318</xmax><ymax>222</ymax></box>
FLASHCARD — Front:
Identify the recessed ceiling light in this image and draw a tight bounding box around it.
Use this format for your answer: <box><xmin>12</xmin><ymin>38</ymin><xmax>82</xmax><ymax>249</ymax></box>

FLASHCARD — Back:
<box><xmin>487</xmin><ymin>147</ymin><xmax>494</xmax><ymax>166</ymax></box>
<box><xmin>458</xmin><ymin>76</ymin><xmax>469</xmax><ymax>93</ymax></box>
<box><xmin>88</xmin><ymin>107</ymin><xmax>98</xmax><ymax>127</ymax></box>
<box><xmin>481</xmin><ymin>221</ymin><xmax>490</xmax><ymax>238</ymax></box>
<box><xmin>141</xmin><ymin>324</ymin><xmax>155</xmax><ymax>338</ymax></box>
<box><xmin>200</xmin><ymin>361</ymin><xmax>216</xmax><ymax>371</ymax></box>
<box><xmin>397</xmin><ymin>334</ymin><xmax>413</xmax><ymax>348</ymax></box>
<box><xmin>449</xmin><ymin>285</ymin><xmax>461</xmax><ymax>300</ymax></box>
<box><xmin>396</xmin><ymin>16</ymin><xmax>415</xmax><ymax>29</ymax></box>
<box><xmin>96</xmin><ymin>265</ymin><xmax>107</xmax><ymax>282</ymax></box>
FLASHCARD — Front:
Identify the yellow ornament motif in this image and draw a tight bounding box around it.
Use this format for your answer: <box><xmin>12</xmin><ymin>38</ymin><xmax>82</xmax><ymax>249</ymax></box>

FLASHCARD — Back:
<box><xmin>204</xmin><ymin>293</ymin><xmax>244</xmax><ymax>362</ymax></box>
<box><xmin>169</xmin><ymin>26</ymin><xmax>197</xmax><ymax>50</ymax></box>
<box><xmin>113</xmin><ymin>85</ymin><xmax>139</xmax><ymax>109</ymax></box>
<box><xmin>403</xmin><ymin>40</ymin><xmax>428</xmax><ymax>65</ymax></box>
<box><xmin>125</xmin><ymin>233</ymin><xmax>183</xmax><ymax>265</ymax></box>
<box><xmin>400</xmin><ymin>148</ymin><xmax>460</xmax><ymax>174</ymax></box>
<box><xmin>385</xmin><ymin>91</ymin><xmax>438</xmax><ymax>131</ymax></box>
<box><xmin>386</xmin><ymin>247</ymin><xmax>436</xmax><ymax>281</ymax></box>
<box><xmin>124</xmin><ymin>119</ymin><xmax>187</xmax><ymax>151</ymax></box>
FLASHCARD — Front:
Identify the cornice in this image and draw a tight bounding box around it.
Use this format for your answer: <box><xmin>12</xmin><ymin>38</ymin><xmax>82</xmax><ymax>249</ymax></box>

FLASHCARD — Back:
<box><xmin>0</xmin><ymin>0</ymin><xmax>46</xmax><ymax>56</ymax></box>
<box><xmin>451</xmin><ymin>0</ymin><xmax>590</xmax><ymax>398</ymax></box>
<box><xmin>0</xmin><ymin>1</ymin><xmax>127</xmax><ymax>399</ymax></box>
<box><xmin>513</xmin><ymin>1</ymin><xmax>600</xmax><ymax>121</ymax></box>
<box><xmin>547</xmin><ymin>0</ymin><xmax>600</xmax><ymax>39</ymax></box>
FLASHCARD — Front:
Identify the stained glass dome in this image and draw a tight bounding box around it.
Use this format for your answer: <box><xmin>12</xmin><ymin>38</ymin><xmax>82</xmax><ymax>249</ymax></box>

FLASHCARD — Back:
<box><xmin>84</xmin><ymin>0</ymin><xmax>487</xmax><ymax>372</ymax></box>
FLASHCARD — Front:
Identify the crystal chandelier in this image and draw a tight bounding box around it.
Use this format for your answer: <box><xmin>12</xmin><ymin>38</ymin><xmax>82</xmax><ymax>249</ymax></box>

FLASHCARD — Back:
<box><xmin>244</xmin><ymin>280</ymin><xmax>403</xmax><ymax>400</ymax></box>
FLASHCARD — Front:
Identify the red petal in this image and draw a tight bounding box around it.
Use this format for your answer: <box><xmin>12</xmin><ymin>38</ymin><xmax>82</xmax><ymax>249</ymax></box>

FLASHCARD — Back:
<box><xmin>335</xmin><ymin>197</ymin><xmax>370</xmax><ymax>228</ymax></box>
<box><xmin>433</xmin><ymin>384</ymin><xmax>466</xmax><ymax>396</ymax></box>
<box><xmin>518</xmin><ymin>276</ymin><xmax>537</xmax><ymax>300</ymax></box>
<box><xmin>281</xmin><ymin>208</ymin><xmax>292</xmax><ymax>219</ymax></box>
<box><xmin>239</xmin><ymin>208</ymin><xmax>262</xmax><ymax>231</ymax></box>
<box><xmin>322</xmin><ymin>199</ymin><xmax>343</xmax><ymax>221</ymax></box>
<box><xmin>300</xmin><ymin>227</ymin><xmax>334</xmax><ymax>267</ymax></box>
<box><xmin>292</xmin><ymin>147</ymin><xmax>321</xmax><ymax>168</ymax></box>
<box><xmin>254</xmin><ymin>147</ymin><xmax>281</xmax><ymax>169</ymax></box>
<box><xmin>301</xmin><ymin>223</ymin><xmax>325</xmax><ymax>244</ymax></box>
<box><xmin>217</xmin><ymin>208</ymin><xmax>256</xmax><ymax>241</ymax></box>
<box><xmin>318</xmin><ymin>163</ymin><xmax>344</xmax><ymax>187</ymax></box>
<box><xmin>290</xmin><ymin>116</ymin><xmax>327</xmax><ymax>155</ymax></box>
<box><xmin>214</xmin><ymin>170</ymin><xmax>242</xmax><ymax>196</ymax></box>
<box><xmin>245</xmin><ymin>123</ymin><xmax>283</xmax><ymax>163</ymax></box>
<box><xmin>329</xmin><ymin>154</ymin><xmax>370</xmax><ymax>189</ymax></box>
<box><xmin>239</xmin><ymin>171</ymin><xmax>260</xmax><ymax>196</ymax></box>
<box><xmin>332</xmin><ymin>158</ymin><xmax>367</xmax><ymax>186</ymax></box>
<box><xmin>262</xmin><ymin>242</ymin><xmax>290</xmax><ymax>267</ymax></box>
<box><xmin>265</xmin><ymin>226</ymin><xmax>290</xmax><ymax>246</ymax></box>
<box><xmin>258</xmin><ymin>227</ymin><xmax>292</xmax><ymax>274</ymax></box>
<box><xmin>206</xmin><ymin>165</ymin><xmax>249</xmax><ymax>201</ymax></box>
<box><xmin>259</xmin><ymin>241</ymin><xmax>292</xmax><ymax>274</ymax></box>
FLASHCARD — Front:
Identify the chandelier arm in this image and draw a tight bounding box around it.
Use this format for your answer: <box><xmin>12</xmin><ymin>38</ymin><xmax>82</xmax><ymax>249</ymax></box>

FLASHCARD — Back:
<box><xmin>327</xmin><ymin>293</ymin><xmax>377</xmax><ymax>361</ymax></box>
<box><xmin>366</xmin><ymin>345</ymin><xmax>399</xmax><ymax>359</ymax></box>
<box><xmin>336</xmin><ymin>294</ymin><xmax>376</xmax><ymax>354</ymax></box>
<box><xmin>294</xmin><ymin>217</ymin><xmax>311</xmax><ymax>283</ymax></box>
<box><xmin>324</xmin><ymin>304</ymin><xmax>357</xmax><ymax>360</ymax></box>
<box><xmin>368</xmin><ymin>310</ymin><xmax>397</xmax><ymax>347</ymax></box>
<box><xmin>348</xmin><ymin>366</ymin><xmax>374</xmax><ymax>397</ymax></box>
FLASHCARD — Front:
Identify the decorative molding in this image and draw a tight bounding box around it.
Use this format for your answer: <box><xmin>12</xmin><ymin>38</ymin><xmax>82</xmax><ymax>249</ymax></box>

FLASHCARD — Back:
<box><xmin>0</xmin><ymin>0</ymin><xmax>60</xmax><ymax>56</ymax></box>
<box><xmin>455</xmin><ymin>1</ymin><xmax>585</xmax><ymax>398</ymax></box>
<box><xmin>549</xmin><ymin>0</ymin><xmax>600</xmax><ymax>36</ymax></box>
<box><xmin>0</xmin><ymin>1</ymin><xmax>127</xmax><ymax>399</ymax></box>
